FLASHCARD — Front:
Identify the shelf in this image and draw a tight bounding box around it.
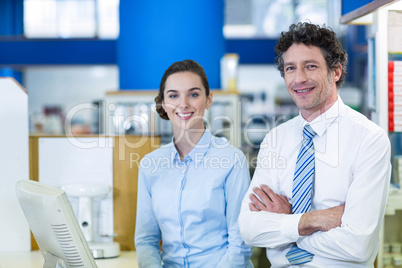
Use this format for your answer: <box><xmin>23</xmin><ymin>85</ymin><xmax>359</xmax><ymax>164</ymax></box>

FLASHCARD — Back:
<box><xmin>340</xmin><ymin>0</ymin><xmax>398</xmax><ymax>24</ymax></box>
<box><xmin>105</xmin><ymin>89</ymin><xmax>240</xmax><ymax>96</ymax></box>
<box><xmin>104</xmin><ymin>91</ymin><xmax>242</xmax><ymax>148</ymax></box>
<box><xmin>385</xmin><ymin>185</ymin><xmax>402</xmax><ymax>215</ymax></box>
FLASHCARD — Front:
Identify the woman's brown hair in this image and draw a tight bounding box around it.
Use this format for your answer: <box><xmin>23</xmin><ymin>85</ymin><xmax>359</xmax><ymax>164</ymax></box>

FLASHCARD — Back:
<box><xmin>155</xmin><ymin>59</ymin><xmax>210</xmax><ymax>120</ymax></box>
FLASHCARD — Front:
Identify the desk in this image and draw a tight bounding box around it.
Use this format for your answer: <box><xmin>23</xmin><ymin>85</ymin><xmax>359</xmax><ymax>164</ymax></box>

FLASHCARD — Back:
<box><xmin>0</xmin><ymin>251</ymin><xmax>138</xmax><ymax>268</ymax></box>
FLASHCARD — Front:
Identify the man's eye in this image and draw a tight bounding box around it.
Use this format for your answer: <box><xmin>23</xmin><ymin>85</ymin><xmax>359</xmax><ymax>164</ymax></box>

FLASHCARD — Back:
<box><xmin>307</xmin><ymin>65</ymin><xmax>317</xmax><ymax>70</ymax></box>
<box><xmin>285</xmin><ymin>66</ymin><xmax>295</xmax><ymax>72</ymax></box>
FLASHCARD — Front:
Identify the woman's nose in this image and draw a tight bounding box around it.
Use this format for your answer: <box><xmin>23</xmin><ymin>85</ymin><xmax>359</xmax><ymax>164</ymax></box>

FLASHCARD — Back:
<box><xmin>179</xmin><ymin>96</ymin><xmax>189</xmax><ymax>109</ymax></box>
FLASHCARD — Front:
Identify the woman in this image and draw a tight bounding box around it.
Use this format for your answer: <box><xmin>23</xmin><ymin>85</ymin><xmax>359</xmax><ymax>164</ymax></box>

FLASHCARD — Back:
<box><xmin>135</xmin><ymin>59</ymin><xmax>253</xmax><ymax>267</ymax></box>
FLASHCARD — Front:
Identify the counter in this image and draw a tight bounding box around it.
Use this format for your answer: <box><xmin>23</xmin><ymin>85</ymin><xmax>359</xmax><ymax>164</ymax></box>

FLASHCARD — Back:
<box><xmin>0</xmin><ymin>251</ymin><xmax>138</xmax><ymax>268</ymax></box>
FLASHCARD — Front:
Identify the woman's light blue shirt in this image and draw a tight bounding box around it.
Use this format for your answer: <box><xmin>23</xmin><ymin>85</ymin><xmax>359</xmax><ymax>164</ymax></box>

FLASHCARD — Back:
<box><xmin>135</xmin><ymin>130</ymin><xmax>253</xmax><ymax>267</ymax></box>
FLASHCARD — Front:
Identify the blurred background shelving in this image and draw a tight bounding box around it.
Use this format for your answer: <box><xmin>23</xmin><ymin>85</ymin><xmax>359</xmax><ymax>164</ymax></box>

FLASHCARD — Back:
<box><xmin>2</xmin><ymin>0</ymin><xmax>402</xmax><ymax>267</ymax></box>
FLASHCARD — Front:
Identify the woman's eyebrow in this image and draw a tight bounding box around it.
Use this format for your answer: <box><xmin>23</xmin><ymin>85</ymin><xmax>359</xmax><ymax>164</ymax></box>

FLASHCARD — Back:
<box><xmin>166</xmin><ymin>87</ymin><xmax>201</xmax><ymax>93</ymax></box>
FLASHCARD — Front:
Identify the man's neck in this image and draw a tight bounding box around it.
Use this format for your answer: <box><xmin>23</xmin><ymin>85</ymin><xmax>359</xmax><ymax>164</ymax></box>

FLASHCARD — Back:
<box><xmin>301</xmin><ymin>96</ymin><xmax>338</xmax><ymax>122</ymax></box>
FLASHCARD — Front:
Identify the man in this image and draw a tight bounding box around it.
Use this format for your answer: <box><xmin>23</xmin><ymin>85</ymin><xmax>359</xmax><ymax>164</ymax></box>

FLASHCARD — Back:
<box><xmin>238</xmin><ymin>22</ymin><xmax>391</xmax><ymax>267</ymax></box>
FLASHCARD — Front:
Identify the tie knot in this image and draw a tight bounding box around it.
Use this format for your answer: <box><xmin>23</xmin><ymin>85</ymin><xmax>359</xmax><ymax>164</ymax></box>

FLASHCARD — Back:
<box><xmin>303</xmin><ymin>124</ymin><xmax>316</xmax><ymax>140</ymax></box>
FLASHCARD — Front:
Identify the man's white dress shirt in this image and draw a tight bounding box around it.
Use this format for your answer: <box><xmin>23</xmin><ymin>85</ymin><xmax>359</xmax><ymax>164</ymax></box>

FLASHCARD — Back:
<box><xmin>239</xmin><ymin>97</ymin><xmax>391</xmax><ymax>267</ymax></box>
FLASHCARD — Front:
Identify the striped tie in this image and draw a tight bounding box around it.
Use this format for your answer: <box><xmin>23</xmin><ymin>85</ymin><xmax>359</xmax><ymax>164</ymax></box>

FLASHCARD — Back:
<box><xmin>286</xmin><ymin>124</ymin><xmax>316</xmax><ymax>265</ymax></box>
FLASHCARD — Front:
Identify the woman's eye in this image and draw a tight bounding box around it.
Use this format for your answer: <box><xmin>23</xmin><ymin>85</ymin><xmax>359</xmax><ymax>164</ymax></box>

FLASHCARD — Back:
<box><xmin>190</xmin><ymin>93</ymin><xmax>199</xmax><ymax>97</ymax></box>
<box><xmin>168</xmin><ymin>94</ymin><xmax>178</xmax><ymax>99</ymax></box>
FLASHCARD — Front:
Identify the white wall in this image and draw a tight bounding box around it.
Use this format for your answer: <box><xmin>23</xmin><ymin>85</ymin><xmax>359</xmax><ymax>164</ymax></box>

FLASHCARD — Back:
<box><xmin>24</xmin><ymin>65</ymin><xmax>119</xmax><ymax>133</ymax></box>
<box><xmin>238</xmin><ymin>64</ymin><xmax>283</xmax><ymax>93</ymax></box>
<box><xmin>0</xmin><ymin>78</ymin><xmax>30</xmax><ymax>252</ymax></box>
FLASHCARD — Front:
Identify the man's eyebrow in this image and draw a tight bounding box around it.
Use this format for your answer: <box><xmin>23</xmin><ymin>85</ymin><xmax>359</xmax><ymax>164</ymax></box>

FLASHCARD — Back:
<box><xmin>284</xmin><ymin>59</ymin><xmax>320</xmax><ymax>66</ymax></box>
<box><xmin>303</xmin><ymin>59</ymin><xmax>320</xmax><ymax>64</ymax></box>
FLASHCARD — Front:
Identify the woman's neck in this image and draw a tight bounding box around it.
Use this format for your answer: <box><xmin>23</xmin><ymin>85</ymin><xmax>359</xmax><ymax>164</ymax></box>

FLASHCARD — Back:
<box><xmin>173</xmin><ymin>128</ymin><xmax>205</xmax><ymax>160</ymax></box>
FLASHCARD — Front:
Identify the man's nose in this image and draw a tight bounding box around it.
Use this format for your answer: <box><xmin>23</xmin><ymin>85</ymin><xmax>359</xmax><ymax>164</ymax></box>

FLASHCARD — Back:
<box><xmin>295</xmin><ymin>69</ymin><xmax>308</xmax><ymax>83</ymax></box>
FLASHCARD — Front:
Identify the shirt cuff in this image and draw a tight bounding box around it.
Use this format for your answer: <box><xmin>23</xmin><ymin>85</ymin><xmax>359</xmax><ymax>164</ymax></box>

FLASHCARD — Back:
<box><xmin>280</xmin><ymin>213</ymin><xmax>303</xmax><ymax>242</ymax></box>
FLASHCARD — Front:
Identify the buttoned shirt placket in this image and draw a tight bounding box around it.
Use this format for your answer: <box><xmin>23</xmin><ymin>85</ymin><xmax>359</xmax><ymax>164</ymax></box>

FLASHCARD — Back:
<box><xmin>177</xmin><ymin>155</ymin><xmax>191</xmax><ymax>267</ymax></box>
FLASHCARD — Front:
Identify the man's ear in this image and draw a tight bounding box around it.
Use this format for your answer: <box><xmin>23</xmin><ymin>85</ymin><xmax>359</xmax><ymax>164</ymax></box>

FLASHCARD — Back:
<box><xmin>333</xmin><ymin>64</ymin><xmax>342</xmax><ymax>83</ymax></box>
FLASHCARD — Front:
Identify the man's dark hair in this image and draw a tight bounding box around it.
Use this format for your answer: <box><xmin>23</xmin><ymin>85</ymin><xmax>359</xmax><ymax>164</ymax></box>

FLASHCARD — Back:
<box><xmin>274</xmin><ymin>22</ymin><xmax>348</xmax><ymax>89</ymax></box>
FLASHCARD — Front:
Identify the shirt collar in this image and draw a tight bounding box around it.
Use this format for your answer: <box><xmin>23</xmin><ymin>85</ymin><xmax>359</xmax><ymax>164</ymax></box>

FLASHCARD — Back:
<box><xmin>299</xmin><ymin>95</ymin><xmax>346</xmax><ymax>137</ymax></box>
<box><xmin>168</xmin><ymin>129</ymin><xmax>213</xmax><ymax>164</ymax></box>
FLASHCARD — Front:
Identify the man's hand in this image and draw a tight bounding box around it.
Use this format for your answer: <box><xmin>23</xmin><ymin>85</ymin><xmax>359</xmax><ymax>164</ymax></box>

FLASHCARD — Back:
<box><xmin>249</xmin><ymin>185</ymin><xmax>292</xmax><ymax>214</ymax></box>
<box><xmin>298</xmin><ymin>205</ymin><xmax>345</xmax><ymax>236</ymax></box>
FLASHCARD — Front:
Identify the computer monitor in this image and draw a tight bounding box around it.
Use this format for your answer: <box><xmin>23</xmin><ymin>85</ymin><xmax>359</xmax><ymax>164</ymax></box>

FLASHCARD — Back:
<box><xmin>16</xmin><ymin>179</ymin><xmax>98</xmax><ymax>268</ymax></box>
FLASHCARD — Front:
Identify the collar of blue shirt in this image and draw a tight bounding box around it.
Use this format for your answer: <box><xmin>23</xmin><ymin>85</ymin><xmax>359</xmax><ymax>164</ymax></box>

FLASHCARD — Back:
<box><xmin>162</xmin><ymin>129</ymin><xmax>213</xmax><ymax>164</ymax></box>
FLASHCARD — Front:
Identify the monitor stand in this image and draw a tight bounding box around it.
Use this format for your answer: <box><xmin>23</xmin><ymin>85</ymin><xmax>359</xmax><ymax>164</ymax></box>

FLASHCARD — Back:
<box><xmin>43</xmin><ymin>251</ymin><xmax>66</xmax><ymax>268</ymax></box>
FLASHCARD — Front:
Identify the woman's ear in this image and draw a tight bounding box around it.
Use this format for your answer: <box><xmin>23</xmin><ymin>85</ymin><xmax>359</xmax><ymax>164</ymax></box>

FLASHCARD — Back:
<box><xmin>206</xmin><ymin>92</ymin><xmax>213</xmax><ymax>110</ymax></box>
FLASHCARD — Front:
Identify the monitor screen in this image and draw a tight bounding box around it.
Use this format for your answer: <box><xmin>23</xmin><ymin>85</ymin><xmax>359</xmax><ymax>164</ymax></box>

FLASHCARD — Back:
<box><xmin>16</xmin><ymin>179</ymin><xmax>98</xmax><ymax>268</ymax></box>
